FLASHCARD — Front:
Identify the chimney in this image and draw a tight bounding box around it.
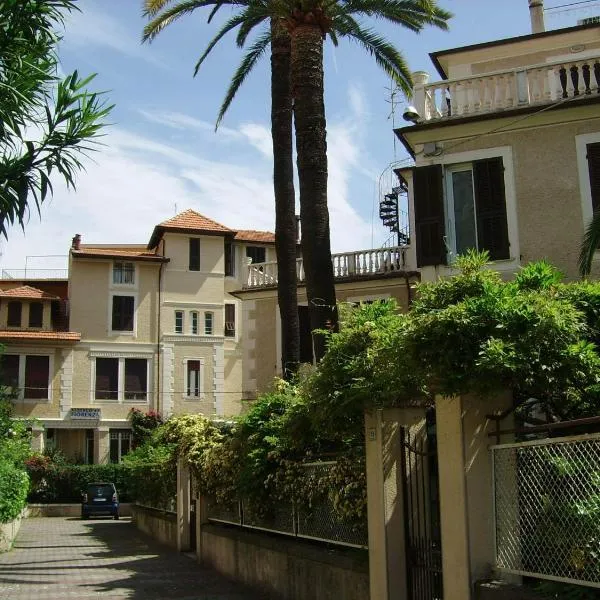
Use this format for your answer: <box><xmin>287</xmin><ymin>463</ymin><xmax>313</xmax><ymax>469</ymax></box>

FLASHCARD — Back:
<box><xmin>71</xmin><ymin>234</ymin><xmax>81</xmax><ymax>250</ymax></box>
<box><xmin>529</xmin><ymin>0</ymin><xmax>545</xmax><ymax>34</ymax></box>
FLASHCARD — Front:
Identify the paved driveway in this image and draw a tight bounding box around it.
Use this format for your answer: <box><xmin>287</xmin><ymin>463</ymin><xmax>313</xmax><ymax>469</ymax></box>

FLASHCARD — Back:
<box><xmin>0</xmin><ymin>517</ymin><xmax>258</xmax><ymax>599</ymax></box>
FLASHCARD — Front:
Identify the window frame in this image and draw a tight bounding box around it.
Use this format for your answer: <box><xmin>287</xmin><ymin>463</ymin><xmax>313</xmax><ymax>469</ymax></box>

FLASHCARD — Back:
<box><xmin>246</xmin><ymin>245</ymin><xmax>266</xmax><ymax>265</ymax></box>
<box><xmin>225</xmin><ymin>241</ymin><xmax>236</xmax><ymax>277</ymax></box>
<box><xmin>1</xmin><ymin>352</ymin><xmax>53</xmax><ymax>402</ymax></box>
<box><xmin>204</xmin><ymin>311</ymin><xmax>214</xmax><ymax>335</ymax></box>
<box><xmin>112</xmin><ymin>261</ymin><xmax>136</xmax><ymax>286</ymax></box>
<box><xmin>190</xmin><ymin>311</ymin><xmax>199</xmax><ymax>335</ymax></box>
<box><xmin>576</xmin><ymin>132</ymin><xmax>600</xmax><ymax>234</ymax></box>
<box><xmin>189</xmin><ymin>237</ymin><xmax>201</xmax><ymax>271</ymax></box>
<box><xmin>109</xmin><ymin>429</ymin><xmax>132</xmax><ymax>463</ymax></box>
<box><xmin>175</xmin><ymin>310</ymin><xmax>184</xmax><ymax>334</ymax></box>
<box><xmin>411</xmin><ymin>145</ymin><xmax>519</xmax><ymax>272</ymax></box>
<box><xmin>28</xmin><ymin>301</ymin><xmax>44</xmax><ymax>328</ymax></box>
<box><xmin>109</xmin><ymin>293</ymin><xmax>136</xmax><ymax>335</ymax></box>
<box><xmin>93</xmin><ymin>356</ymin><xmax>150</xmax><ymax>404</ymax></box>
<box><xmin>7</xmin><ymin>301</ymin><xmax>22</xmax><ymax>327</ymax></box>
<box><xmin>224</xmin><ymin>303</ymin><xmax>236</xmax><ymax>338</ymax></box>
<box><xmin>183</xmin><ymin>357</ymin><xmax>205</xmax><ymax>400</ymax></box>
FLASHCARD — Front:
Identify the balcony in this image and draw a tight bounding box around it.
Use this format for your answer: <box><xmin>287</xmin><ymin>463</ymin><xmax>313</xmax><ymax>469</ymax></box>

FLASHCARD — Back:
<box><xmin>244</xmin><ymin>245</ymin><xmax>408</xmax><ymax>289</ymax></box>
<box><xmin>413</xmin><ymin>54</ymin><xmax>600</xmax><ymax>124</ymax></box>
<box><xmin>1</xmin><ymin>269</ymin><xmax>68</xmax><ymax>280</ymax></box>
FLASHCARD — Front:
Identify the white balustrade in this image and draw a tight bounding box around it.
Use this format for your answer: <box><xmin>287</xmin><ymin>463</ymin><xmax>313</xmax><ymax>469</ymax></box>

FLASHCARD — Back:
<box><xmin>418</xmin><ymin>55</ymin><xmax>600</xmax><ymax>123</ymax></box>
<box><xmin>244</xmin><ymin>246</ymin><xmax>407</xmax><ymax>289</ymax></box>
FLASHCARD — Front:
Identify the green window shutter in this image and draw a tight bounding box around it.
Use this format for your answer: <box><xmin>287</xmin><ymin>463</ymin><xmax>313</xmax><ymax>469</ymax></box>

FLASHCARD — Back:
<box><xmin>414</xmin><ymin>165</ymin><xmax>446</xmax><ymax>267</ymax></box>
<box><xmin>473</xmin><ymin>157</ymin><xmax>510</xmax><ymax>261</ymax></box>
<box><xmin>586</xmin><ymin>142</ymin><xmax>600</xmax><ymax>213</ymax></box>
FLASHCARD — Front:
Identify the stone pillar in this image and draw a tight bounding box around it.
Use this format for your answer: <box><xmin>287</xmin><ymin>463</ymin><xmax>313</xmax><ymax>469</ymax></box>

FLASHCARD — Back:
<box><xmin>412</xmin><ymin>70</ymin><xmax>430</xmax><ymax>121</ymax></box>
<box><xmin>94</xmin><ymin>427</ymin><xmax>110</xmax><ymax>464</ymax></box>
<box><xmin>435</xmin><ymin>393</ymin><xmax>513</xmax><ymax>600</ymax></box>
<box><xmin>195</xmin><ymin>496</ymin><xmax>208</xmax><ymax>563</ymax></box>
<box><xmin>365</xmin><ymin>407</ymin><xmax>425</xmax><ymax>600</ymax></box>
<box><xmin>31</xmin><ymin>426</ymin><xmax>45</xmax><ymax>453</ymax></box>
<box><xmin>177</xmin><ymin>458</ymin><xmax>191</xmax><ymax>552</ymax></box>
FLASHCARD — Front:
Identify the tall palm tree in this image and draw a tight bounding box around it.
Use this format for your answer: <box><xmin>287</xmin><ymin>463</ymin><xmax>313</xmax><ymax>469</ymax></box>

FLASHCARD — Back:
<box><xmin>145</xmin><ymin>0</ymin><xmax>451</xmax><ymax>361</ymax></box>
<box><xmin>143</xmin><ymin>1</ymin><xmax>301</xmax><ymax>377</ymax></box>
<box><xmin>579</xmin><ymin>212</ymin><xmax>600</xmax><ymax>278</ymax></box>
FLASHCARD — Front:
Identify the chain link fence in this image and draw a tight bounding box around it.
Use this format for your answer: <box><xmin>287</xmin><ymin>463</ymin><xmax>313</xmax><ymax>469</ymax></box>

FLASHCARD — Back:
<box><xmin>492</xmin><ymin>434</ymin><xmax>600</xmax><ymax>589</ymax></box>
<box><xmin>206</xmin><ymin>462</ymin><xmax>368</xmax><ymax>549</ymax></box>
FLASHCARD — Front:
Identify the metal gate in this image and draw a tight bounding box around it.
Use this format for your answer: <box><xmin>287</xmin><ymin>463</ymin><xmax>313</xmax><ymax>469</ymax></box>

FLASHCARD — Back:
<box><xmin>400</xmin><ymin>408</ymin><xmax>443</xmax><ymax>600</ymax></box>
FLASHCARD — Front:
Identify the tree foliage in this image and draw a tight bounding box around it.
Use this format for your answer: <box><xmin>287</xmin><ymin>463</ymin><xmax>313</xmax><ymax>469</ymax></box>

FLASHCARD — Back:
<box><xmin>0</xmin><ymin>0</ymin><xmax>113</xmax><ymax>237</ymax></box>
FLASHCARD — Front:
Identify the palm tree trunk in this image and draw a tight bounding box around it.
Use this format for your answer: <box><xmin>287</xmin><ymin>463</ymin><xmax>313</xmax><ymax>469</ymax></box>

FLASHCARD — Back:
<box><xmin>290</xmin><ymin>23</ymin><xmax>338</xmax><ymax>362</ymax></box>
<box><xmin>271</xmin><ymin>18</ymin><xmax>300</xmax><ymax>377</ymax></box>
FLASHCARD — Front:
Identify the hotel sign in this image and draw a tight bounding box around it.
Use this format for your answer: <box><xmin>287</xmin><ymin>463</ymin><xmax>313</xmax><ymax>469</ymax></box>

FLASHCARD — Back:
<box><xmin>70</xmin><ymin>408</ymin><xmax>101</xmax><ymax>420</ymax></box>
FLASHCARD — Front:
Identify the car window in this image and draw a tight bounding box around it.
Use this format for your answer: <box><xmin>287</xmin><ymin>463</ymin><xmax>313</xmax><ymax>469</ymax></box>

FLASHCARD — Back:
<box><xmin>87</xmin><ymin>484</ymin><xmax>114</xmax><ymax>497</ymax></box>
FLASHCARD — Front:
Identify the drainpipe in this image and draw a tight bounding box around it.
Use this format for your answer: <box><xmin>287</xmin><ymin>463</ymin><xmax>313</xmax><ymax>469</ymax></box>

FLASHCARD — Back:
<box><xmin>529</xmin><ymin>0</ymin><xmax>545</xmax><ymax>34</ymax></box>
<box><xmin>156</xmin><ymin>239</ymin><xmax>165</xmax><ymax>416</ymax></box>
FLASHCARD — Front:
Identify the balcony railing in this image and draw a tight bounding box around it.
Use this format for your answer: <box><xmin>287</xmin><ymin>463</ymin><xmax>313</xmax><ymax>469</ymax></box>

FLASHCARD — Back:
<box><xmin>245</xmin><ymin>245</ymin><xmax>407</xmax><ymax>289</ymax></box>
<box><xmin>415</xmin><ymin>54</ymin><xmax>600</xmax><ymax>123</ymax></box>
<box><xmin>1</xmin><ymin>269</ymin><xmax>68</xmax><ymax>280</ymax></box>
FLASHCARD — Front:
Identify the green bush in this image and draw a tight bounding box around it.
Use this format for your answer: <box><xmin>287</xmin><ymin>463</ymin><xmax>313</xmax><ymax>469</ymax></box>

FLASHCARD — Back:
<box><xmin>26</xmin><ymin>463</ymin><xmax>133</xmax><ymax>503</ymax></box>
<box><xmin>0</xmin><ymin>462</ymin><xmax>29</xmax><ymax>523</ymax></box>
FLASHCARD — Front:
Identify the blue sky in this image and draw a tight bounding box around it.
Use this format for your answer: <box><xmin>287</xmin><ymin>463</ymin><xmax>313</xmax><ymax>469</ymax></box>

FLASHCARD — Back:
<box><xmin>0</xmin><ymin>0</ymin><xmax>592</xmax><ymax>272</ymax></box>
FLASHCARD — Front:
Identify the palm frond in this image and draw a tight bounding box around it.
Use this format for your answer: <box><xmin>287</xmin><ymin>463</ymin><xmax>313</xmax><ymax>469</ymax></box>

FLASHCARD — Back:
<box><xmin>336</xmin><ymin>17</ymin><xmax>412</xmax><ymax>94</ymax></box>
<box><xmin>215</xmin><ymin>28</ymin><xmax>271</xmax><ymax>129</ymax></box>
<box><xmin>579</xmin><ymin>212</ymin><xmax>600</xmax><ymax>277</ymax></box>
<box><xmin>236</xmin><ymin>13</ymin><xmax>267</xmax><ymax>47</ymax></box>
<box><xmin>143</xmin><ymin>0</ymin><xmax>222</xmax><ymax>42</ymax></box>
<box><xmin>143</xmin><ymin>0</ymin><xmax>176</xmax><ymax>18</ymax></box>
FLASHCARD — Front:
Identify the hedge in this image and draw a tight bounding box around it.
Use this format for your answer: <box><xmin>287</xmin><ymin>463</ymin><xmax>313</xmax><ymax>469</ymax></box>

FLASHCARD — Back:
<box><xmin>0</xmin><ymin>463</ymin><xmax>29</xmax><ymax>523</ymax></box>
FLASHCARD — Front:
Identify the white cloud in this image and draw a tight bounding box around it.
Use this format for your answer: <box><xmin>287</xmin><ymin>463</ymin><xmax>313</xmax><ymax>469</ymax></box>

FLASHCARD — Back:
<box><xmin>0</xmin><ymin>84</ymin><xmax>377</xmax><ymax>270</ymax></box>
<box><xmin>138</xmin><ymin>109</ymin><xmax>241</xmax><ymax>140</ymax></box>
<box><xmin>62</xmin><ymin>5</ymin><xmax>164</xmax><ymax>67</ymax></box>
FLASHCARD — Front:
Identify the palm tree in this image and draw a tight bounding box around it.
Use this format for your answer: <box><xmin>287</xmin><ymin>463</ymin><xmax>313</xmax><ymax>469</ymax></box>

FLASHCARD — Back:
<box><xmin>143</xmin><ymin>1</ymin><xmax>301</xmax><ymax>377</ymax></box>
<box><xmin>145</xmin><ymin>0</ymin><xmax>451</xmax><ymax>361</ymax></box>
<box><xmin>579</xmin><ymin>212</ymin><xmax>600</xmax><ymax>278</ymax></box>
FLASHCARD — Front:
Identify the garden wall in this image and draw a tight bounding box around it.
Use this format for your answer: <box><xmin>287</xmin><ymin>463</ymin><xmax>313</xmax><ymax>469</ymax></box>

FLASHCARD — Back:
<box><xmin>200</xmin><ymin>523</ymin><xmax>369</xmax><ymax>600</ymax></box>
<box><xmin>26</xmin><ymin>503</ymin><xmax>132</xmax><ymax>517</ymax></box>
<box><xmin>131</xmin><ymin>504</ymin><xmax>177</xmax><ymax>549</ymax></box>
<box><xmin>0</xmin><ymin>510</ymin><xmax>24</xmax><ymax>552</ymax></box>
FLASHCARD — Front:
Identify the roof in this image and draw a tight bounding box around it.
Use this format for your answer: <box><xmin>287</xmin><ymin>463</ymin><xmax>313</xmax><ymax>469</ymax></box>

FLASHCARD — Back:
<box><xmin>234</xmin><ymin>230</ymin><xmax>275</xmax><ymax>244</ymax></box>
<box><xmin>72</xmin><ymin>246</ymin><xmax>168</xmax><ymax>263</ymax></box>
<box><xmin>430</xmin><ymin>22</ymin><xmax>600</xmax><ymax>79</ymax></box>
<box><xmin>0</xmin><ymin>286</ymin><xmax>59</xmax><ymax>300</ymax></box>
<box><xmin>0</xmin><ymin>331</ymin><xmax>80</xmax><ymax>342</ymax></box>
<box><xmin>148</xmin><ymin>209</ymin><xmax>234</xmax><ymax>249</ymax></box>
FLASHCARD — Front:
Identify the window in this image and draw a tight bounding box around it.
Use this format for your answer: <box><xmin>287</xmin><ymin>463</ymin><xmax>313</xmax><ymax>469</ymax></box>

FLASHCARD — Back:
<box><xmin>95</xmin><ymin>357</ymin><xmax>149</xmax><ymax>402</ymax></box>
<box><xmin>204</xmin><ymin>312</ymin><xmax>213</xmax><ymax>335</ymax></box>
<box><xmin>189</xmin><ymin>238</ymin><xmax>200</xmax><ymax>271</ymax></box>
<box><xmin>586</xmin><ymin>142</ymin><xmax>600</xmax><ymax>214</ymax></box>
<box><xmin>109</xmin><ymin>430</ymin><xmax>131</xmax><ymax>463</ymax></box>
<box><xmin>225</xmin><ymin>241</ymin><xmax>235</xmax><ymax>276</ymax></box>
<box><xmin>24</xmin><ymin>356</ymin><xmax>50</xmax><ymax>399</ymax></box>
<box><xmin>190</xmin><ymin>311</ymin><xmax>198</xmax><ymax>335</ymax></box>
<box><xmin>111</xmin><ymin>295</ymin><xmax>134</xmax><ymax>332</ymax></box>
<box><xmin>224</xmin><ymin>303</ymin><xmax>236</xmax><ymax>337</ymax></box>
<box><xmin>0</xmin><ymin>354</ymin><xmax>50</xmax><ymax>400</ymax></box>
<box><xmin>246</xmin><ymin>246</ymin><xmax>266</xmax><ymax>264</ymax></box>
<box><xmin>7</xmin><ymin>301</ymin><xmax>21</xmax><ymax>327</ymax></box>
<box><xmin>175</xmin><ymin>310</ymin><xmax>184</xmax><ymax>334</ymax></box>
<box><xmin>124</xmin><ymin>359</ymin><xmax>148</xmax><ymax>401</ymax></box>
<box><xmin>29</xmin><ymin>302</ymin><xmax>43</xmax><ymax>328</ymax></box>
<box><xmin>186</xmin><ymin>360</ymin><xmax>202</xmax><ymax>397</ymax></box>
<box><xmin>113</xmin><ymin>261</ymin><xmax>135</xmax><ymax>285</ymax></box>
<box><xmin>1</xmin><ymin>354</ymin><xmax>20</xmax><ymax>389</ymax></box>
<box><xmin>95</xmin><ymin>358</ymin><xmax>119</xmax><ymax>400</ymax></box>
<box><xmin>414</xmin><ymin>157</ymin><xmax>509</xmax><ymax>266</ymax></box>
<box><xmin>85</xmin><ymin>430</ymin><xmax>94</xmax><ymax>464</ymax></box>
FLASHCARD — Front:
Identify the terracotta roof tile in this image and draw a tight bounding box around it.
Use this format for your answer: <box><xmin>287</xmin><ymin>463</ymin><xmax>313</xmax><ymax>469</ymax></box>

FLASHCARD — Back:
<box><xmin>0</xmin><ymin>331</ymin><xmax>80</xmax><ymax>342</ymax></box>
<box><xmin>234</xmin><ymin>230</ymin><xmax>275</xmax><ymax>244</ymax></box>
<box><xmin>72</xmin><ymin>246</ymin><xmax>168</xmax><ymax>262</ymax></box>
<box><xmin>148</xmin><ymin>209</ymin><xmax>233</xmax><ymax>248</ymax></box>
<box><xmin>0</xmin><ymin>286</ymin><xmax>59</xmax><ymax>300</ymax></box>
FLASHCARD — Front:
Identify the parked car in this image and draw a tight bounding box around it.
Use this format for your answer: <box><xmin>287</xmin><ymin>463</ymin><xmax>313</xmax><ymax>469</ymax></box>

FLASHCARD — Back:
<box><xmin>81</xmin><ymin>482</ymin><xmax>120</xmax><ymax>520</ymax></box>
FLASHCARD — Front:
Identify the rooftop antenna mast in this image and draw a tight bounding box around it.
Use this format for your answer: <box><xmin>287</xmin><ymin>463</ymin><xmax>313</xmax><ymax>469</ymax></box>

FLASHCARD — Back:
<box><xmin>384</xmin><ymin>76</ymin><xmax>401</xmax><ymax>161</ymax></box>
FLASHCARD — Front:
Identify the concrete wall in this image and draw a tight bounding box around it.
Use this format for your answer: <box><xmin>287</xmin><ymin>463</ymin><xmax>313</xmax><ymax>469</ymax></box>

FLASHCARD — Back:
<box><xmin>131</xmin><ymin>504</ymin><xmax>177</xmax><ymax>549</ymax></box>
<box><xmin>0</xmin><ymin>510</ymin><xmax>24</xmax><ymax>552</ymax></box>
<box><xmin>200</xmin><ymin>524</ymin><xmax>369</xmax><ymax>600</ymax></box>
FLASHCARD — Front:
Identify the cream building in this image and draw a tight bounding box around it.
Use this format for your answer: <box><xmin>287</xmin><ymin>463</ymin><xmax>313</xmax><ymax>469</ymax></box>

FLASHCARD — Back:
<box><xmin>394</xmin><ymin>17</ymin><xmax>600</xmax><ymax>283</ymax></box>
<box><xmin>0</xmin><ymin>210</ymin><xmax>276</xmax><ymax>463</ymax></box>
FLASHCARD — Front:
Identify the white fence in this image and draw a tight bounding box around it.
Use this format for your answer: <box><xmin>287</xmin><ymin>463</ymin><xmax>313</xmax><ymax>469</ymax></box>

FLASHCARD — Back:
<box><xmin>492</xmin><ymin>434</ymin><xmax>600</xmax><ymax>589</ymax></box>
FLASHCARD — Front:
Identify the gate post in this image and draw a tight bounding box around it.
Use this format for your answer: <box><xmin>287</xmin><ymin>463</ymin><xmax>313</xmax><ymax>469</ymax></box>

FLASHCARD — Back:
<box><xmin>435</xmin><ymin>392</ymin><xmax>513</xmax><ymax>599</ymax></box>
<box><xmin>177</xmin><ymin>458</ymin><xmax>191</xmax><ymax>552</ymax></box>
<box><xmin>365</xmin><ymin>407</ymin><xmax>424</xmax><ymax>600</ymax></box>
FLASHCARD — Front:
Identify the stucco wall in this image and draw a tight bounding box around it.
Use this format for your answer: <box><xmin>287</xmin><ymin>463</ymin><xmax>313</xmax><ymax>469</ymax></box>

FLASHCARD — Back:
<box><xmin>201</xmin><ymin>524</ymin><xmax>369</xmax><ymax>600</ymax></box>
<box><xmin>131</xmin><ymin>504</ymin><xmax>178</xmax><ymax>550</ymax></box>
<box><xmin>0</xmin><ymin>510</ymin><xmax>24</xmax><ymax>552</ymax></box>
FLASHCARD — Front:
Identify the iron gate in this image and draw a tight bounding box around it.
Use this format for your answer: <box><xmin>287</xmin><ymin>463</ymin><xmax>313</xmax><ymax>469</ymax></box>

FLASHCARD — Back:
<box><xmin>400</xmin><ymin>408</ymin><xmax>443</xmax><ymax>600</ymax></box>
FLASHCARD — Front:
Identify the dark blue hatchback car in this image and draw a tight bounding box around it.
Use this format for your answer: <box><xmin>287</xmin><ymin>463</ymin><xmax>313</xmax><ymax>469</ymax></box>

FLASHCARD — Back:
<box><xmin>81</xmin><ymin>482</ymin><xmax>120</xmax><ymax>519</ymax></box>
